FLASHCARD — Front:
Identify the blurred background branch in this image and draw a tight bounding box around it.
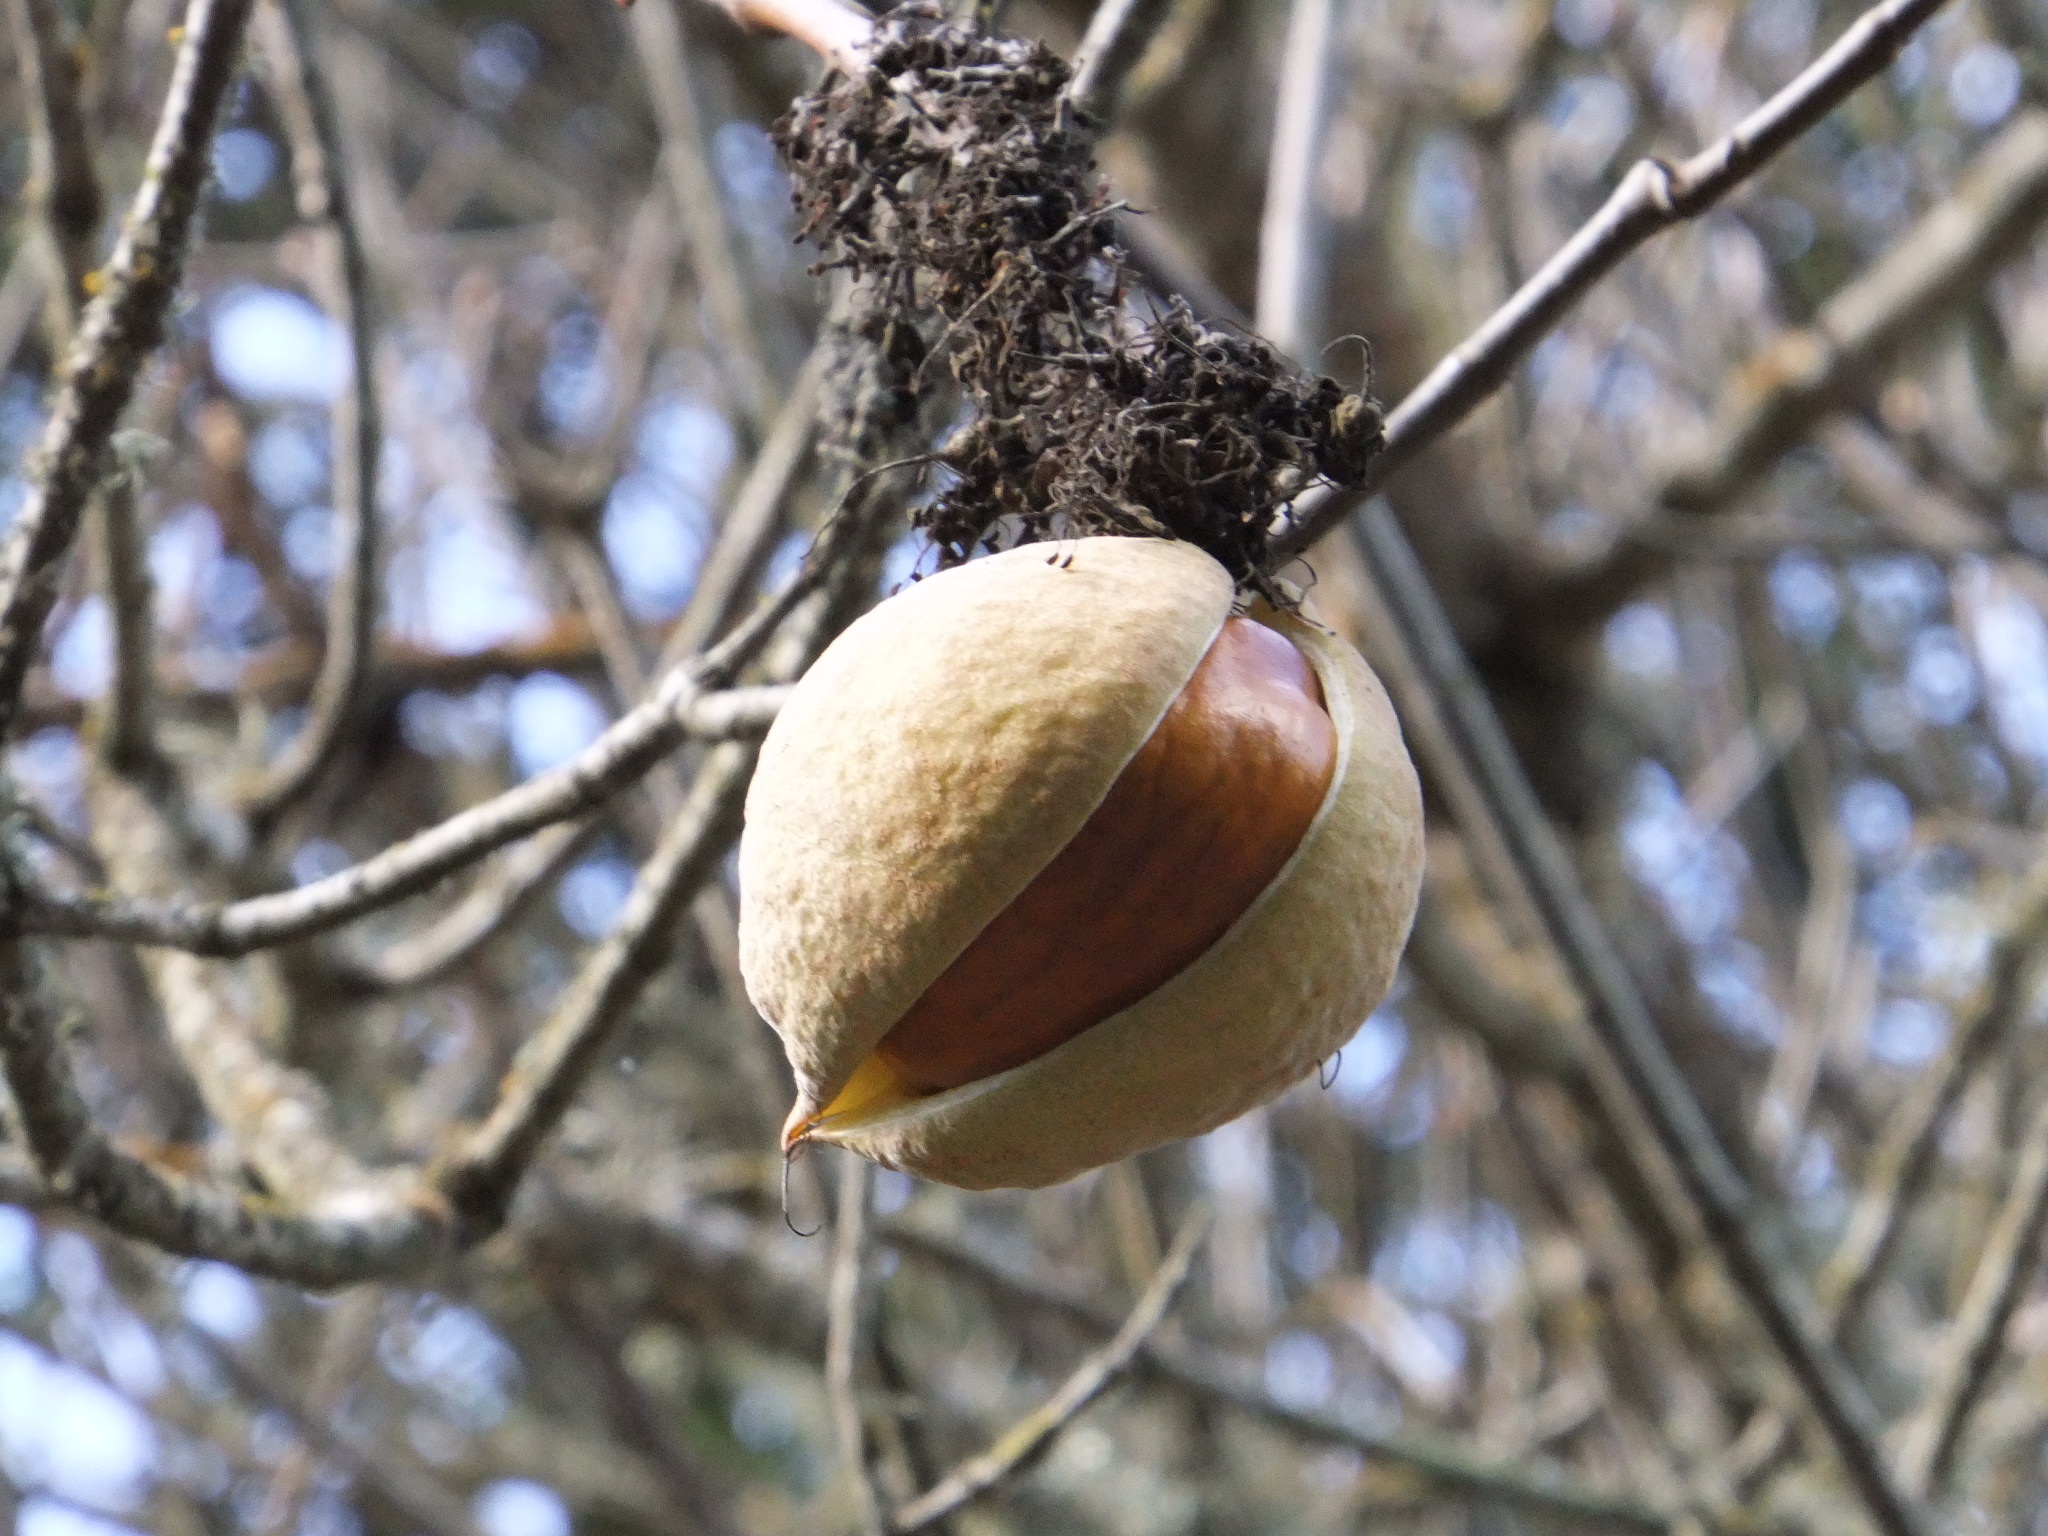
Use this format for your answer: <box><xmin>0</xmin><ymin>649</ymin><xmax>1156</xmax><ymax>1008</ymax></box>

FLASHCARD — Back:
<box><xmin>3</xmin><ymin>0</ymin><xmax>2048</xmax><ymax>1531</ymax></box>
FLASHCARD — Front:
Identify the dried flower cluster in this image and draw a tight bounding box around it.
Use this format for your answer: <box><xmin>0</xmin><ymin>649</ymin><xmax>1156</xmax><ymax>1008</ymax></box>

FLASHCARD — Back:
<box><xmin>774</xmin><ymin>3</ymin><xmax>1383</xmax><ymax>594</ymax></box>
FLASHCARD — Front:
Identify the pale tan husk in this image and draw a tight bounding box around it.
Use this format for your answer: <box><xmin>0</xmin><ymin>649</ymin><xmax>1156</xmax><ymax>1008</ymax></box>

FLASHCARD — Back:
<box><xmin>740</xmin><ymin>538</ymin><xmax>1234</xmax><ymax>1110</ymax></box>
<box><xmin>737</xmin><ymin>536</ymin><xmax>1424</xmax><ymax>1189</ymax></box>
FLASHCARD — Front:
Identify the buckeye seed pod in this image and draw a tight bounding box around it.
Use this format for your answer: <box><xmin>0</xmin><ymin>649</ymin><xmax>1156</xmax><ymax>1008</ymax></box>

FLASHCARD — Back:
<box><xmin>737</xmin><ymin>536</ymin><xmax>1424</xmax><ymax>1189</ymax></box>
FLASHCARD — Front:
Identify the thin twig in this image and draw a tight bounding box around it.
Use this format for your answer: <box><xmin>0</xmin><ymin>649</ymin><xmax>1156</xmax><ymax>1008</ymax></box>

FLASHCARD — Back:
<box><xmin>0</xmin><ymin>0</ymin><xmax>259</xmax><ymax>746</ymax></box>
<box><xmin>1817</xmin><ymin>874</ymin><xmax>2048</xmax><ymax>1327</ymax></box>
<box><xmin>1351</xmin><ymin>500</ymin><xmax>1933</xmax><ymax>1536</ymax></box>
<box><xmin>240</xmin><ymin>0</ymin><xmax>383</xmax><ymax>825</ymax></box>
<box><xmin>329</xmin><ymin>821</ymin><xmax>597</xmax><ymax>991</ymax></box>
<box><xmin>634</xmin><ymin>0</ymin><xmax>779</xmax><ymax>438</ymax></box>
<box><xmin>1544</xmin><ymin>113</ymin><xmax>2048</xmax><ymax>622</ymax></box>
<box><xmin>661</xmin><ymin>343</ymin><xmax>828</xmax><ymax>667</ymax></box>
<box><xmin>830</xmin><ymin>1155</ymin><xmax>889</xmax><ymax>1536</ymax></box>
<box><xmin>1275</xmin><ymin>0</ymin><xmax>1958</xmax><ymax>560</ymax></box>
<box><xmin>1694</xmin><ymin>865</ymin><xmax>2048</xmax><ymax>1511</ymax></box>
<box><xmin>888</xmin><ymin>1208</ymin><xmax>1211</xmax><ymax>1534</ymax></box>
<box><xmin>191</xmin><ymin>1331</ymin><xmax>480</xmax><ymax>1536</ymax></box>
<box><xmin>248</xmin><ymin>1290</ymin><xmax>383</xmax><ymax>1536</ymax></box>
<box><xmin>13</xmin><ymin>620</ymin><xmax>616</xmax><ymax>735</ymax></box>
<box><xmin>438</xmin><ymin>470</ymin><xmax>896</xmax><ymax>1238</ymax></box>
<box><xmin>1896</xmin><ymin>1093</ymin><xmax>2048</xmax><ymax>1495</ymax></box>
<box><xmin>5</xmin><ymin>0</ymin><xmax>104</xmax><ymax>330</ymax></box>
<box><xmin>881</xmin><ymin>1217</ymin><xmax>1671</xmax><ymax>1531</ymax></box>
<box><xmin>1062</xmin><ymin>0</ymin><xmax>1178</xmax><ymax>122</ymax></box>
<box><xmin>1657</xmin><ymin>112</ymin><xmax>2048</xmax><ymax>513</ymax></box>
<box><xmin>92</xmin><ymin>472</ymin><xmax>158</xmax><ymax>768</ymax></box>
<box><xmin>1254</xmin><ymin>0</ymin><xmax>1335</xmax><ymax>360</ymax></box>
<box><xmin>700</xmin><ymin>0</ymin><xmax>873</xmax><ymax>77</ymax></box>
<box><xmin>0</xmin><ymin>256</ymin><xmax>47</xmax><ymax>379</ymax></box>
<box><xmin>0</xmin><ymin>941</ymin><xmax>447</xmax><ymax>1285</ymax></box>
<box><xmin>10</xmin><ymin>678</ymin><xmax>788</xmax><ymax>953</ymax></box>
<box><xmin>435</xmin><ymin>740</ymin><xmax>757</xmax><ymax>1233</ymax></box>
<box><xmin>532</xmin><ymin>1238</ymin><xmax>745</xmax><ymax>1536</ymax></box>
<box><xmin>85</xmin><ymin>762</ymin><xmax>390</xmax><ymax>1207</ymax></box>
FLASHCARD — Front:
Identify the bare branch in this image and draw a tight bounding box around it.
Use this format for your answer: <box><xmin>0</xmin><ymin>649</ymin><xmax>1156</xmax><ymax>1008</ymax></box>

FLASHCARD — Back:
<box><xmin>888</xmin><ymin>1208</ymin><xmax>1210</xmax><ymax>1534</ymax></box>
<box><xmin>633</xmin><ymin>0</ymin><xmax>779</xmax><ymax>439</ymax></box>
<box><xmin>697</xmin><ymin>0</ymin><xmax>873</xmax><ymax>77</ymax></box>
<box><xmin>531</xmin><ymin>1240</ymin><xmax>746</xmax><ymax>1536</ymax></box>
<box><xmin>14</xmin><ymin>620</ymin><xmax>614</xmax><ymax>736</ymax></box>
<box><xmin>436</xmin><ymin>445</ymin><xmax>901</xmax><ymax>1236</ymax></box>
<box><xmin>329</xmin><ymin>821</ymin><xmax>596</xmax><ymax>992</ymax></box>
<box><xmin>0</xmin><ymin>0</ymin><xmax>258</xmax><ymax>746</ymax></box>
<box><xmin>11</xmin><ymin>677</ymin><xmax>788</xmax><ymax>953</ymax></box>
<box><xmin>1657</xmin><ymin>113</ymin><xmax>2048</xmax><ymax>511</ymax></box>
<box><xmin>1896</xmin><ymin>1093</ymin><xmax>2048</xmax><ymax>1495</ymax></box>
<box><xmin>659</xmin><ymin>343</ymin><xmax>827</xmax><ymax>667</ymax></box>
<box><xmin>1817</xmin><ymin>874</ymin><xmax>2048</xmax><ymax>1327</ymax></box>
<box><xmin>0</xmin><ymin>942</ymin><xmax>447</xmax><ymax>1286</ymax></box>
<box><xmin>239</xmin><ymin>0</ymin><xmax>383</xmax><ymax>824</ymax></box>
<box><xmin>883</xmin><ymin>1218</ymin><xmax>1672</xmax><ymax>1531</ymax></box>
<box><xmin>92</xmin><ymin>474</ymin><xmax>158</xmax><ymax>768</ymax></box>
<box><xmin>1685</xmin><ymin>868</ymin><xmax>2048</xmax><ymax>1515</ymax></box>
<box><xmin>435</xmin><ymin>740</ymin><xmax>756</xmax><ymax>1233</ymax></box>
<box><xmin>0</xmin><ymin>256</ymin><xmax>46</xmax><ymax>379</ymax></box>
<box><xmin>1350</xmin><ymin>501</ymin><xmax>1934</xmax><ymax>1536</ymax></box>
<box><xmin>192</xmin><ymin>1331</ymin><xmax>481</xmax><ymax>1536</ymax></box>
<box><xmin>830</xmin><ymin>1155</ymin><xmax>889</xmax><ymax>1536</ymax></box>
<box><xmin>1254</xmin><ymin>0</ymin><xmax>1336</xmax><ymax>360</ymax></box>
<box><xmin>1063</xmin><ymin>0</ymin><xmax>1178</xmax><ymax>123</ymax></box>
<box><xmin>84</xmin><ymin>763</ymin><xmax>394</xmax><ymax>1207</ymax></box>
<box><xmin>1275</xmin><ymin>0</ymin><xmax>1958</xmax><ymax>560</ymax></box>
<box><xmin>5</xmin><ymin>0</ymin><xmax>104</xmax><ymax>328</ymax></box>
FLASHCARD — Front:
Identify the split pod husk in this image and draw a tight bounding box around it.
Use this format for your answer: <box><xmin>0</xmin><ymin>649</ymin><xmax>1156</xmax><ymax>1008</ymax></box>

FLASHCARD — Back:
<box><xmin>738</xmin><ymin>536</ymin><xmax>1424</xmax><ymax>1189</ymax></box>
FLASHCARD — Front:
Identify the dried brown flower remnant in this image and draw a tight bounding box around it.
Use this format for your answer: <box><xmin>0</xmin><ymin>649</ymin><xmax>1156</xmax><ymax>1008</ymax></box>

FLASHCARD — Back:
<box><xmin>774</xmin><ymin>4</ymin><xmax>1383</xmax><ymax>594</ymax></box>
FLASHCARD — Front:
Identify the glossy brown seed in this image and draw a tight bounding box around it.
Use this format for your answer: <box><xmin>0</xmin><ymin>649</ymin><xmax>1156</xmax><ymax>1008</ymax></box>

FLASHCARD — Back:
<box><xmin>873</xmin><ymin>616</ymin><xmax>1338</xmax><ymax>1093</ymax></box>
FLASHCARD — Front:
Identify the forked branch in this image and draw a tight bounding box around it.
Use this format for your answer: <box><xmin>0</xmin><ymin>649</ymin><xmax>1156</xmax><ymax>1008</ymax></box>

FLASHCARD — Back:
<box><xmin>0</xmin><ymin>0</ymin><xmax>258</xmax><ymax>743</ymax></box>
<box><xmin>1273</xmin><ymin>0</ymin><xmax>1957</xmax><ymax>558</ymax></box>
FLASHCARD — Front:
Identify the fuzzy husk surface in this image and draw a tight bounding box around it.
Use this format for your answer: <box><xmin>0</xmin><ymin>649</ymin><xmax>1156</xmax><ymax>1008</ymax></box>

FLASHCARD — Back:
<box><xmin>737</xmin><ymin>536</ymin><xmax>1425</xmax><ymax>1188</ymax></box>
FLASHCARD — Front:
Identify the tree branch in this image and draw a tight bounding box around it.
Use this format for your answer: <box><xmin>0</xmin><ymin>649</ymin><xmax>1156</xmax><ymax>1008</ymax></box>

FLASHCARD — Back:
<box><xmin>0</xmin><ymin>0</ymin><xmax>258</xmax><ymax>746</ymax></box>
<box><xmin>882</xmin><ymin>1217</ymin><xmax>1673</xmax><ymax>1531</ymax></box>
<box><xmin>632</xmin><ymin>0</ymin><xmax>778</xmax><ymax>440</ymax></box>
<box><xmin>1062</xmin><ymin>0</ymin><xmax>1179</xmax><ymax>122</ymax></box>
<box><xmin>888</xmin><ymin>1208</ymin><xmax>1209</xmax><ymax>1534</ymax></box>
<box><xmin>697</xmin><ymin>0</ymin><xmax>873</xmax><ymax>77</ymax></box>
<box><xmin>830</xmin><ymin>1155</ymin><xmax>890</xmax><ymax>1536</ymax></box>
<box><xmin>92</xmin><ymin>473</ymin><xmax>160</xmax><ymax>769</ymax></box>
<box><xmin>1253</xmin><ymin>0</ymin><xmax>1335</xmax><ymax>361</ymax></box>
<box><xmin>4</xmin><ymin>0</ymin><xmax>104</xmax><ymax>329</ymax></box>
<box><xmin>659</xmin><ymin>342</ymin><xmax>827</xmax><ymax>667</ymax></box>
<box><xmin>1274</xmin><ymin>0</ymin><xmax>1958</xmax><ymax>561</ymax></box>
<box><xmin>1657</xmin><ymin>112</ymin><xmax>2048</xmax><ymax>513</ymax></box>
<box><xmin>0</xmin><ymin>941</ymin><xmax>447</xmax><ymax>1286</ymax></box>
<box><xmin>1896</xmin><ymin>1092</ymin><xmax>2048</xmax><ymax>1496</ymax></box>
<box><xmin>10</xmin><ymin>676</ymin><xmax>788</xmax><ymax>953</ymax></box>
<box><xmin>435</xmin><ymin>740</ymin><xmax>757</xmax><ymax>1233</ymax></box>
<box><xmin>84</xmin><ymin>760</ymin><xmax>396</xmax><ymax>1208</ymax></box>
<box><xmin>192</xmin><ymin>1330</ymin><xmax>481</xmax><ymax>1536</ymax></box>
<box><xmin>1350</xmin><ymin>501</ymin><xmax>1933</xmax><ymax>1536</ymax></box>
<box><xmin>0</xmin><ymin>256</ymin><xmax>47</xmax><ymax>380</ymax></box>
<box><xmin>1817</xmin><ymin>873</ymin><xmax>2048</xmax><ymax>1327</ymax></box>
<box><xmin>239</xmin><ymin>0</ymin><xmax>384</xmax><ymax>825</ymax></box>
<box><xmin>328</xmin><ymin>821</ymin><xmax>597</xmax><ymax>992</ymax></box>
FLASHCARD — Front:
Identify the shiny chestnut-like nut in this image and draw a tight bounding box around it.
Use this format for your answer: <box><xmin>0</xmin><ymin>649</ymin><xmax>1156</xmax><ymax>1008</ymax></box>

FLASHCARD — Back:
<box><xmin>737</xmin><ymin>536</ymin><xmax>1424</xmax><ymax>1189</ymax></box>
